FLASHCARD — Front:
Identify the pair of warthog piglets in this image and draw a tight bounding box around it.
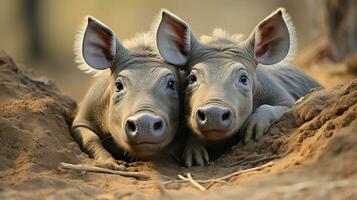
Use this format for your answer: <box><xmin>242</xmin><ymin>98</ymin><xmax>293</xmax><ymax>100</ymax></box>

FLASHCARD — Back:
<box><xmin>72</xmin><ymin>8</ymin><xmax>321</xmax><ymax>169</ymax></box>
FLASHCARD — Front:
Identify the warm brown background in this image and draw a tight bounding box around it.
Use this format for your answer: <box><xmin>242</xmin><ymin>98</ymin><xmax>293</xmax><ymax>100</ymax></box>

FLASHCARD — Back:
<box><xmin>0</xmin><ymin>0</ymin><xmax>323</xmax><ymax>100</ymax></box>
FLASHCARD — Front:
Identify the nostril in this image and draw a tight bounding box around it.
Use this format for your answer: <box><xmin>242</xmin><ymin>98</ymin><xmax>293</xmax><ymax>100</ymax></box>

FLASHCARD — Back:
<box><xmin>153</xmin><ymin>120</ymin><xmax>163</xmax><ymax>131</ymax></box>
<box><xmin>197</xmin><ymin>109</ymin><xmax>206</xmax><ymax>122</ymax></box>
<box><xmin>126</xmin><ymin>120</ymin><xmax>136</xmax><ymax>133</ymax></box>
<box><xmin>222</xmin><ymin>111</ymin><xmax>231</xmax><ymax>121</ymax></box>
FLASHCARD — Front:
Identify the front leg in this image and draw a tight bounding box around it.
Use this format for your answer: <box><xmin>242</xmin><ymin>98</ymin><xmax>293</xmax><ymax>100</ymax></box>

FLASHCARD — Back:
<box><xmin>242</xmin><ymin>105</ymin><xmax>290</xmax><ymax>144</ymax></box>
<box><xmin>183</xmin><ymin>134</ymin><xmax>209</xmax><ymax>168</ymax></box>
<box><xmin>72</xmin><ymin>127</ymin><xmax>125</xmax><ymax>170</ymax></box>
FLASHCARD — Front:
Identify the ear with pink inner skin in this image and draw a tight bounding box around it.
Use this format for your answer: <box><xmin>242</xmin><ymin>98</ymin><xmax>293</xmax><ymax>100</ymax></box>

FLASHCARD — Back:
<box><xmin>156</xmin><ymin>10</ymin><xmax>192</xmax><ymax>66</ymax></box>
<box><xmin>249</xmin><ymin>8</ymin><xmax>293</xmax><ymax>65</ymax></box>
<box><xmin>81</xmin><ymin>16</ymin><xmax>127</xmax><ymax>70</ymax></box>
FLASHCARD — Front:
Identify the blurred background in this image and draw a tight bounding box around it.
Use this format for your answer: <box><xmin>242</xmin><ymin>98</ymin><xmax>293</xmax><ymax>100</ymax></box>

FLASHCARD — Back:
<box><xmin>0</xmin><ymin>0</ymin><xmax>356</xmax><ymax>101</ymax></box>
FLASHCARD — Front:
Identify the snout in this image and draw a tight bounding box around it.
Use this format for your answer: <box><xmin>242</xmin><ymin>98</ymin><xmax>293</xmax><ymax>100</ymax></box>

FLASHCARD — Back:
<box><xmin>125</xmin><ymin>112</ymin><xmax>167</xmax><ymax>148</ymax></box>
<box><xmin>195</xmin><ymin>104</ymin><xmax>233</xmax><ymax>138</ymax></box>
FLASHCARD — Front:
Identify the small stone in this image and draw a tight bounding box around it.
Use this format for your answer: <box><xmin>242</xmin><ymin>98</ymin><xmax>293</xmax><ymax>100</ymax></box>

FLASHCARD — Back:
<box><xmin>165</xmin><ymin>182</ymin><xmax>181</xmax><ymax>190</ymax></box>
<box><xmin>117</xmin><ymin>160</ymin><xmax>127</xmax><ymax>166</ymax></box>
<box><xmin>271</xmin><ymin>141</ymin><xmax>281</xmax><ymax>153</ymax></box>
<box><xmin>271</xmin><ymin>134</ymin><xmax>281</xmax><ymax>139</ymax></box>
<box><xmin>324</xmin><ymin>130</ymin><xmax>334</xmax><ymax>138</ymax></box>
<box><xmin>325</xmin><ymin>121</ymin><xmax>335</xmax><ymax>130</ymax></box>
<box><xmin>298</xmin><ymin>135</ymin><xmax>304</xmax><ymax>143</ymax></box>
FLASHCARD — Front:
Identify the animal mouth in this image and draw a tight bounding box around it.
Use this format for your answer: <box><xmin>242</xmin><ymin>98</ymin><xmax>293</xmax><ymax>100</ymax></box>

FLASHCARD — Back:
<box><xmin>202</xmin><ymin>129</ymin><xmax>227</xmax><ymax>139</ymax></box>
<box><xmin>204</xmin><ymin>129</ymin><xmax>227</xmax><ymax>134</ymax></box>
<box><xmin>129</xmin><ymin>142</ymin><xmax>163</xmax><ymax>155</ymax></box>
<box><xmin>129</xmin><ymin>141</ymin><xmax>162</xmax><ymax>146</ymax></box>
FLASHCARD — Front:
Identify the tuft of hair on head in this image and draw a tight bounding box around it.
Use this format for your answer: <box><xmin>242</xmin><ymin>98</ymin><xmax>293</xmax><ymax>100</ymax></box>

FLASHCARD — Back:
<box><xmin>123</xmin><ymin>32</ymin><xmax>157</xmax><ymax>56</ymax></box>
<box><xmin>200</xmin><ymin>28</ymin><xmax>244</xmax><ymax>46</ymax></box>
<box><xmin>73</xmin><ymin>15</ymin><xmax>103</xmax><ymax>76</ymax></box>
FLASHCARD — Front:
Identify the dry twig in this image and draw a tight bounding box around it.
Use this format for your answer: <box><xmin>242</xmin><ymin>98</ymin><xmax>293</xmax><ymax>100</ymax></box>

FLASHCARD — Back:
<box><xmin>59</xmin><ymin>162</ymin><xmax>150</xmax><ymax>180</ymax></box>
<box><xmin>228</xmin><ymin>154</ymin><xmax>284</xmax><ymax>167</ymax></box>
<box><xmin>164</xmin><ymin>161</ymin><xmax>275</xmax><ymax>190</ymax></box>
<box><xmin>178</xmin><ymin>173</ymin><xmax>206</xmax><ymax>191</ymax></box>
<box><xmin>202</xmin><ymin>161</ymin><xmax>275</xmax><ymax>183</ymax></box>
<box><xmin>205</xmin><ymin>180</ymin><xmax>228</xmax><ymax>190</ymax></box>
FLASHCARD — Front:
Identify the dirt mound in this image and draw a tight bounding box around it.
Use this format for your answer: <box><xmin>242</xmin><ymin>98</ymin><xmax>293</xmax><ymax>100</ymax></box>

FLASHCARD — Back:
<box><xmin>0</xmin><ymin>52</ymin><xmax>81</xmax><ymax>198</ymax></box>
<box><xmin>0</xmin><ymin>51</ymin><xmax>78</xmax><ymax>171</ymax></box>
<box><xmin>0</xmin><ymin>52</ymin><xmax>356</xmax><ymax>199</ymax></box>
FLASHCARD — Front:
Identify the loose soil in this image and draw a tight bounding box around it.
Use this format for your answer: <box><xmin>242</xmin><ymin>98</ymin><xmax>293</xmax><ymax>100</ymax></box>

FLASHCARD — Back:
<box><xmin>0</xmin><ymin>51</ymin><xmax>356</xmax><ymax>200</ymax></box>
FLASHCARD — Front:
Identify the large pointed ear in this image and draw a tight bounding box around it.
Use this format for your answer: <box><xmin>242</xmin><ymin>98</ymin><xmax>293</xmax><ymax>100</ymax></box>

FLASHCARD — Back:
<box><xmin>75</xmin><ymin>16</ymin><xmax>127</xmax><ymax>71</ymax></box>
<box><xmin>248</xmin><ymin>8</ymin><xmax>296</xmax><ymax>65</ymax></box>
<box><xmin>156</xmin><ymin>10</ymin><xmax>192</xmax><ymax>66</ymax></box>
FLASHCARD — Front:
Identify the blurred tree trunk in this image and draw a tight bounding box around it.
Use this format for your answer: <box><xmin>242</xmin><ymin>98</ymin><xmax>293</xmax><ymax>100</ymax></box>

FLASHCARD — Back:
<box><xmin>295</xmin><ymin>0</ymin><xmax>356</xmax><ymax>68</ymax></box>
<box><xmin>24</xmin><ymin>0</ymin><xmax>43</xmax><ymax>61</ymax></box>
<box><xmin>325</xmin><ymin>0</ymin><xmax>357</xmax><ymax>61</ymax></box>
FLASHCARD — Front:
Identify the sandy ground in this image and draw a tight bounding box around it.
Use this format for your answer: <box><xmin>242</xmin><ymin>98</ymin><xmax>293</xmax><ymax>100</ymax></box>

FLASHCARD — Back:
<box><xmin>0</xmin><ymin>51</ymin><xmax>356</xmax><ymax>199</ymax></box>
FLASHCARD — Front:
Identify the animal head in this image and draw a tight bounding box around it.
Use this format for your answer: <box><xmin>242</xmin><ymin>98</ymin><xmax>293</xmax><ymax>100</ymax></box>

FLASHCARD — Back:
<box><xmin>156</xmin><ymin>8</ymin><xmax>295</xmax><ymax>141</ymax></box>
<box><xmin>75</xmin><ymin>16</ymin><xmax>180</xmax><ymax>158</ymax></box>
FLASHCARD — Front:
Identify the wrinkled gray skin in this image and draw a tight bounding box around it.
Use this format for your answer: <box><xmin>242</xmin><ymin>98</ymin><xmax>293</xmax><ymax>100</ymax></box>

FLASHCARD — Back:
<box><xmin>156</xmin><ymin>9</ymin><xmax>321</xmax><ymax>167</ymax></box>
<box><xmin>72</xmin><ymin>16</ymin><xmax>180</xmax><ymax>170</ymax></box>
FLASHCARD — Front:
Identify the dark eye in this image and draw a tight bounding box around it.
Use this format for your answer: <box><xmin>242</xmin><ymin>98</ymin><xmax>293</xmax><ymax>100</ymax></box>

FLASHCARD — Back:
<box><xmin>167</xmin><ymin>79</ymin><xmax>176</xmax><ymax>90</ymax></box>
<box><xmin>239</xmin><ymin>74</ymin><xmax>248</xmax><ymax>85</ymax></box>
<box><xmin>189</xmin><ymin>74</ymin><xmax>197</xmax><ymax>84</ymax></box>
<box><xmin>115</xmin><ymin>81</ymin><xmax>124</xmax><ymax>92</ymax></box>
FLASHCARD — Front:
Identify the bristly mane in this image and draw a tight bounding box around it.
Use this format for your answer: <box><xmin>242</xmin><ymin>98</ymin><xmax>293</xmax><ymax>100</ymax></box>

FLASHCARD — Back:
<box><xmin>123</xmin><ymin>32</ymin><xmax>160</xmax><ymax>59</ymax></box>
<box><xmin>115</xmin><ymin>32</ymin><xmax>165</xmax><ymax>68</ymax></box>
<box><xmin>200</xmin><ymin>28</ymin><xmax>245</xmax><ymax>48</ymax></box>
